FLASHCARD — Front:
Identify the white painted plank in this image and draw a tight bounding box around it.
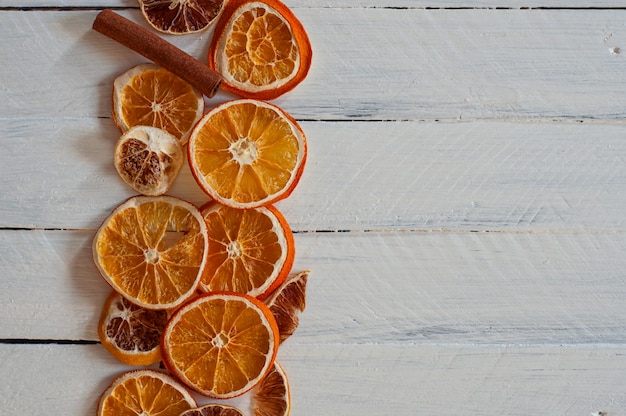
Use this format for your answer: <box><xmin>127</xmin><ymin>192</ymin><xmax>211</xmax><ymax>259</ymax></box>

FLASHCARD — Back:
<box><xmin>2</xmin><ymin>230</ymin><xmax>625</xmax><ymax>344</ymax></box>
<box><xmin>2</xmin><ymin>119</ymin><xmax>625</xmax><ymax>231</ymax></box>
<box><xmin>1</xmin><ymin>343</ymin><xmax>624</xmax><ymax>414</ymax></box>
<box><xmin>2</xmin><ymin>9</ymin><xmax>626</xmax><ymax>120</ymax></box>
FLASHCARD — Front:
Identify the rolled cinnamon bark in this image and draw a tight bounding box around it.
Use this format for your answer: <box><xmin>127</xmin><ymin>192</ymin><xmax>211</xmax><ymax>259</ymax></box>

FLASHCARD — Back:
<box><xmin>93</xmin><ymin>9</ymin><xmax>222</xmax><ymax>98</ymax></box>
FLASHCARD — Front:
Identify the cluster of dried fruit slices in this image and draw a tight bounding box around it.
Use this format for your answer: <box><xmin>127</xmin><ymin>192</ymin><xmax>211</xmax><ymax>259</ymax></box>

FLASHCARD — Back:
<box><xmin>90</xmin><ymin>1</ymin><xmax>313</xmax><ymax>415</ymax></box>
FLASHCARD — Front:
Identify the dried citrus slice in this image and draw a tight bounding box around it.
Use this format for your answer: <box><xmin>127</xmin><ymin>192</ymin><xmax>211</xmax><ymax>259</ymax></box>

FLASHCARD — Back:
<box><xmin>265</xmin><ymin>270</ymin><xmax>308</xmax><ymax>344</ymax></box>
<box><xmin>209</xmin><ymin>0</ymin><xmax>312</xmax><ymax>99</ymax></box>
<box><xmin>93</xmin><ymin>195</ymin><xmax>208</xmax><ymax>310</ymax></box>
<box><xmin>114</xmin><ymin>125</ymin><xmax>184</xmax><ymax>196</ymax></box>
<box><xmin>161</xmin><ymin>292</ymin><xmax>279</xmax><ymax>399</ymax></box>
<box><xmin>98</xmin><ymin>290</ymin><xmax>169</xmax><ymax>366</ymax></box>
<box><xmin>188</xmin><ymin>99</ymin><xmax>307</xmax><ymax>208</ymax></box>
<box><xmin>97</xmin><ymin>369</ymin><xmax>196</xmax><ymax>416</ymax></box>
<box><xmin>180</xmin><ymin>404</ymin><xmax>245</xmax><ymax>416</ymax></box>
<box><xmin>200</xmin><ymin>202</ymin><xmax>294</xmax><ymax>299</ymax></box>
<box><xmin>113</xmin><ymin>63</ymin><xmax>204</xmax><ymax>145</ymax></box>
<box><xmin>139</xmin><ymin>0</ymin><xmax>225</xmax><ymax>35</ymax></box>
<box><xmin>250</xmin><ymin>361</ymin><xmax>290</xmax><ymax>416</ymax></box>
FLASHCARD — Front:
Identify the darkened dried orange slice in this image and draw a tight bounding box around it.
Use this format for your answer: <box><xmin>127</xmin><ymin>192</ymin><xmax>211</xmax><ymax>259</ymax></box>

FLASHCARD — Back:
<box><xmin>265</xmin><ymin>270</ymin><xmax>308</xmax><ymax>344</ymax></box>
<box><xmin>93</xmin><ymin>195</ymin><xmax>208</xmax><ymax>310</ymax></box>
<box><xmin>161</xmin><ymin>292</ymin><xmax>279</xmax><ymax>399</ymax></box>
<box><xmin>114</xmin><ymin>125</ymin><xmax>184</xmax><ymax>196</ymax></box>
<box><xmin>251</xmin><ymin>361</ymin><xmax>290</xmax><ymax>416</ymax></box>
<box><xmin>97</xmin><ymin>369</ymin><xmax>196</xmax><ymax>416</ymax></box>
<box><xmin>200</xmin><ymin>202</ymin><xmax>295</xmax><ymax>299</ymax></box>
<box><xmin>98</xmin><ymin>291</ymin><xmax>169</xmax><ymax>366</ymax></box>
<box><xmin>208</xmin><ymin>0</ymin><xmax>312</xmax><ymax>99</ymax></box>
<box><xmin>139</xmin><ymin>0</ymin><xmax>225</xmax><ymax>35</ymax></box>
<box><xmin>179</xmin><ymin>404</ymin><xmax>245</xmax><ymax>416</ymax></box>
<box><xmin>188</xmin><ymin>99</ymin><xmax>307</xmax><ymax>208</ymax></box>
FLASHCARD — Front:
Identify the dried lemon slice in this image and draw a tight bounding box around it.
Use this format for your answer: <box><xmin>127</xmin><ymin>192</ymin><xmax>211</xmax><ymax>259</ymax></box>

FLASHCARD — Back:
<box><xmin>113</xmin><ymin>63</ymin><xmax>204</xmax><ymax>145</ymax></box>
<box><xmin>114</xmin><ymin>125</ymin><xmax>184</xmax><ymax>196</ymax></box>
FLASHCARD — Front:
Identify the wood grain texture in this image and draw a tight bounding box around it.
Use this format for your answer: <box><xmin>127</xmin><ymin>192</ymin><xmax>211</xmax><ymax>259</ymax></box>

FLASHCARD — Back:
<box><xmin>2</xmin><ymin>230</ymin><xmax>625</xmax><ymax>344</ymax></box>
<box><xmin>2</xmin><ymin>3</ymin><xmax>626</xmax><ymax>415</ymax></box>
<box><xmin>2</xmin><ymin>119</ymin><xmax>625</xmax><ymax>231</ymax></box>
<box><xmin>2</xmin><ymin>9</ymin><xmax>626</xmax><ymax>120</ymax></box>
<box><xmin>0</xmin><ymin>343</ymin><xmax>624</xmax><ymax>415</ymax></box>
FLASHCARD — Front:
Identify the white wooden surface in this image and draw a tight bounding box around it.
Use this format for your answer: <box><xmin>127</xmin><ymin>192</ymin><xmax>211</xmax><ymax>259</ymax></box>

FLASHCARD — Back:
<box><xmin>1</xmin><ymin>2</ymin><xmax>625</xmax><ymax>415</ymax></box>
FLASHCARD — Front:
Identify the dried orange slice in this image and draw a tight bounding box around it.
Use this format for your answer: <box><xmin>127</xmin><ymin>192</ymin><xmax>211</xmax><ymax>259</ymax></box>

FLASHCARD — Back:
<box><xmin>188</xmin><ymin>99</ymin><xmax>307</xmax><ymax>208</ymax></box>
<box><xmin>161</xmin><ymin>292</ymin><xmax>279</xmax><ymax>399</ymax></box>
<box><xmin>98</xmin><ymin>291</ymin><xmax>169</xmax><ymax>366</ymax></box>
<box><xmin>93</xmin><ymin>195</ymin><xmax>208</xmax><ymax>310</ymax></box>
<box><xmin>265</xmin><ymin>270</ymin><xmax>308</xmax><ymax>344</ymax></box>
<box><xmin>209</xmin><ymin>0</ymin><xmax>312</xmax><ymax>99</ymax></box>
<box><xmin>139</xmin><ymin>0</ymin><xmax>225</xmax><ymax>35</ymax></box>
<box><xmin>180</xmin><ymin>404</ymin><xmax>244</xmax><ymax>416</ymax></box>
<box><xmin>113</xmin><ymin>63</ymin><xmax>204</xmax><ymax>145</ymax></box>
<box><xmin>114</xmin><ymin>125</ymin><xmax>184</xmax><ymax>196</ymax></box>
<box><xmin>97</xmin><ymin>369</ymin><xmax>196</xmax><ymax>416</ymax></box>
<box><xmin>200</xmin><ymin>202</ymin><xmax>294</xmax><ymax>299</ymax></box>
<box><xmin>250</xmin><ymin>361</ymin><xmax>290</xmax><ymax>416</ymax></box>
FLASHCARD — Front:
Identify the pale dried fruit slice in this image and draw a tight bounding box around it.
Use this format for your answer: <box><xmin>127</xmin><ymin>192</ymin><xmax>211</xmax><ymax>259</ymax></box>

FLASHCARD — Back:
<box><xmin>188</xmin><ymin>99</ymin><xmax>307</xmax><ymax>208</ymax></box>
<box><xmin>97</xmin><ymin>369</ymin><xmax>196</xmax><ymax>416</ymax></box>
<box><xmin>114</xmin><ymin>125</ymin><xmax>184</xmax><ymax>196</ymax></box>
<box><xmin>139</xmin><ymin>0</ymin><xmax>225</xmax><ymax>35</ymax></box>
<box><xmin>179</xmin><ymin>404</ymin><xmax>245</xmax><ymax>416</ymax></box>
<box><xmin>161</xmin><ymin>292</ymin><xmax>279</xmax><ymax>399</ymax></box>
<box><xmin>200</xmin><ymin>202</ymin><xmax>295</xmax><ymax>299</ymax></box>
<box><xmin>209</xmin><ymin>0</ymin><xmax>312</xmax><ymax>99</ymax></box>
<box><xmin>265</xmin><ymin>270</ymin><xmax>308</xmax><ymax>344</ymax></box>
<box><xmin>113</xmin><ymin>63</ymin><xmax>204</xmax><ymax>145</ymax></box>
<box><xmin>93</xmin><ymin>195</ymin><xmax>208</xmax><ymax>310</ymax></box>
<box><xmin>98</xmin><ymin>290</ymin><xmax>169</xmax><ymax>366</ymax></box>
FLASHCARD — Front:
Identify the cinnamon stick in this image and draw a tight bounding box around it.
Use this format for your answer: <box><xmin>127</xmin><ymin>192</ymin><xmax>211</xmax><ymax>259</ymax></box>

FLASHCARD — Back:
<box><xmin>92</xmin><ymin>9</ymin><xmax>222</xmax><ymax>98</ymax></box>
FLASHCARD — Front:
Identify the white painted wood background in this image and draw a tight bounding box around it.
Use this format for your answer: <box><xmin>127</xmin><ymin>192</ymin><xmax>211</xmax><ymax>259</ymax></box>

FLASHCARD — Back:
<box><xmin>1</xmin><ymin>1</ymin><xmax>625</xmax><ymax>415</ymax></box>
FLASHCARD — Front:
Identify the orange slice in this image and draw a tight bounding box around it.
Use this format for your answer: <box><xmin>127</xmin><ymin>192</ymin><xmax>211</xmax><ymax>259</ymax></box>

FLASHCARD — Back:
<box><xmin>97</xmin><ymin>369</ymin><xmax>196</xmax><ymax>416</ymax></box>
<box><xmin>180</xmin><ymin>404</ymin><xmax>244</xmax><ymax>416</ymax></box>
<box><xmin>188</xmin><ymin>99</ymin><xmax>307</xmax><ymax>208</ymax></box>
<box><xmin>200</xmin><ymin>202</ymin><xmax>295</xmax><ymax>299</ymax></box>
<box><xmin>98</xmin><ymin>290</ymin><xmax>169</xmax><ymax>366</ymax></box>
<box><xmin>265</xmin><ymin>270</ymin><xmax>308</xmax><ymax>344</ymax></box>
<box><xmin>114</xmin><ymin>125</ymin><xmax>184</xmax><ymax>196</ymax></box>
<box><xmin>250</xmin><ymin>361</ymin><xmax>291</xmax><ymax>416</ymax></box>
<box><xmin>139</xmin><ymin>0</ymin><xmax>226</xmax><ymax>35</ymax></box>
<box><xmin>93</xmin><ymin>195</ymin><xmax>208</xmax><ymax>310</ymax></box>
<box><xmin>161</xmin><ymin>292</ymin><xmax>279</xmax><ymax>399</ymax></box>
<box><xmin>113</xmin><ymin>63</ymin><xmax>204</xmax><ymax>145</ymax></box>
<box><xmin>208</xmin><ymin>0</ymin><xmax>312</xmax><ymax>99</ymax></box>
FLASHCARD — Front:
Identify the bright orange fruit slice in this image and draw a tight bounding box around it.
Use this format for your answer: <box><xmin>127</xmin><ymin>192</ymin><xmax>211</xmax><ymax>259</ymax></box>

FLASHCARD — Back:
<box><xmin>114</xmin><ymin>125</ymin><xmax>184</xmax><ymax>196</ymax></box>
<box><xmin>113</xmin><ymin>63</ymin><xmax>204</xmax><ymax>145</ymax></box>
<box><xmin>200</xmin><ymin>202</ymin><xmax>295</xmax><ymax>299</ymax></box>
<box><xmin>139</xmin><ymin>0</ymin><xmax>225</xmax><ymax>35</ymax></box>
<box><xmin>98</xmin><ymin>290</ymin><xmax>169</xmax><ymax>366</ymax></box>
<box><xmin>161</xmin><ymin>292</ymin><xmax>279</xmax><ymax>399</ymax></box>
<box><xmin>97</xmin><ymin>369</ymin><xmax>196</xmax><ymax>416</ymax></box>
<box><xmin>208</xmin><ymin>0</ymin><xmax>312</xmax><ymax>99</ymax></box>
<box><xmin>180</xmin><ymin>404</ymin><xmax>245</xmax><ymax>416</ymax></box>
<box><xmin>188</xmin><ymin>99</ymin><xmax>307</xmax><ymax>208</ymax></box>
<box><xmin>93</xmin><ymin>195</ymin><xmax>208</xmax><ymax>310</ymax></box>
<box><xmin>265</xmin><ymin>270</ymin><xmax>309</xmax><ymax>344</ymax></box>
